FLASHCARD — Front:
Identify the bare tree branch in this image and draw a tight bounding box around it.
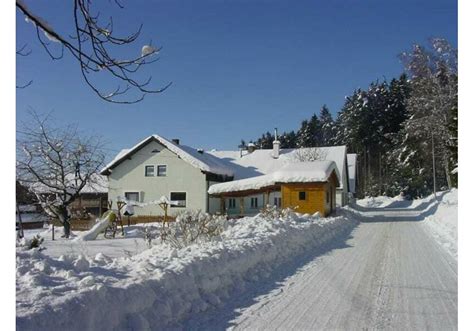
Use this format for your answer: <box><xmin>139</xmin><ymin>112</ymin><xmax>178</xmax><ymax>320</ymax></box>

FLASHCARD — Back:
<box><xmin>16</xmin><ymin>0</ymin><xmax>172</xmax><ymax>103</ymax></box>
<box><xmin>17</xmin><ymin>111</ymin><xmax>106</xmax><ymax>238</ymax></box>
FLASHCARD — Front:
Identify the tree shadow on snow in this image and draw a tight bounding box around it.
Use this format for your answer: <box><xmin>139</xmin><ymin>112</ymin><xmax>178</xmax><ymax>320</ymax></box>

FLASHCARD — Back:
<box><xmin>347</xmin><ymin>191</ymin><xmax>449</xmax><ymax>223</ymax></box>
<box><xmin>350</xmin><ymin>191</ymin><xmax>448</xmax><ymax>214</ymax></box>
<box><xmin>180</xmin><ymin>225</ymin><xmax>357</xmax><ymax>331</ymax></box>
<box><xmin>382</xmin><ymin>191</ymin><xmax>449</xmax><ymax>211</ymax></box>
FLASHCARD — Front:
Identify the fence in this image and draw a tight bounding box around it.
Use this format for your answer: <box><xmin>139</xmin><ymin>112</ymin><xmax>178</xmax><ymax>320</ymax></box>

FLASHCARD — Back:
<box><xmin>51</xmin><ymin>215</ymin><xmax>176</xmax><ymax>231</ymax></box>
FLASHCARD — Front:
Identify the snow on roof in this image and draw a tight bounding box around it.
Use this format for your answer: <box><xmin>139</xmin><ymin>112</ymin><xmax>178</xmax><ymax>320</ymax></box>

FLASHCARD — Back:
<box><xmin>29</xmin><ymin>173</ymin><xmax>108</xmax><ymax>194</ymax></box>
<box><xmin>101</xmin><ymin>135</ymin><xmax>234</xmax><ymax>177</ymax></box>
<box><xmin>208</xmin><ymin>161</ymin><xmax>339</xmax><ymax>195</ymax></box>
<box><xmin>208</xmin><ymin>145</ymin><xmax>347</xmax><ymax>189</ymax></box>
<box><xmin>347</xmin><ymin>154</ymin><xmax>357</xmax><ymax>193</ymax></box>
<box><xmin>18</xmin><ymin>205</ymin><xmax>37</xmax><ymax>213</ymax></box>
<box><xmin>79</xmin><ymin>174</ymin><xmax>108</xmax><ymax>194</ymax></box>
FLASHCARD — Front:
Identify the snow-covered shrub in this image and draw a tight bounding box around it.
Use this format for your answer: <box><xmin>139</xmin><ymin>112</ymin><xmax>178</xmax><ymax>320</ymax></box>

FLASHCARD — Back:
<box><xmin>144</xmin><ymin>226</ymin><xmax>159</xmax><ymax>248</ymax></box>
<box><xmin>160</xmin><ymin>210</ymin><xmax>227</xmax><ymax>249</ymax></box>
<box><xmin>17</xmin><ymin>234</ymin><xmax>44</xmax><ymax>250</ymax></box>
<box><xmin>259</xmin><ymin>205</ymin><xmax>297</xmax><ymax>221</ymax></box>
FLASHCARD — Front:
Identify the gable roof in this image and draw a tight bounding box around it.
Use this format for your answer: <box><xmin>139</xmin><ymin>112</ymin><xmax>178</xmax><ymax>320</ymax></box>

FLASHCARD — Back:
<box><xmin>347</xmin><ymin>153</ymin><xmax>357</xmax><ymax>193</ymax></box>
<box><xmin>101</xmin><ymin>135</ymin><xmax>234</xmax><ymax>177</ymax></box>
<box><xmin>208</xmin><ymin>145</ymin><xmax>347</xmax><ymax>189</ymax></box>
<box><xmin>208</xmin><ymin>161</ymin><xmax>339</xmax><ymax>195</ymax></box>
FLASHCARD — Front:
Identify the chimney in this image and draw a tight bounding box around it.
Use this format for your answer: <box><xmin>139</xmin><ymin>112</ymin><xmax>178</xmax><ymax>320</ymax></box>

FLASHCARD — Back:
<box><xmin>273</xmin><ymin>128</ymin><xmax>280</xmax><ymax>159</ymax></box>
<box><xmin>172</xmin><ymin>138</ymin><xmax>180</xmax><ymax>145</ymax></box>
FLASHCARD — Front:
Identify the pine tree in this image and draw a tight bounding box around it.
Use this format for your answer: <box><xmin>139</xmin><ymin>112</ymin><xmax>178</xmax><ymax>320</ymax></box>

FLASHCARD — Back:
<box><xmin>447</xmin><ymin>104</ymin><xmax>458</xmax><ymax>187</ymax></box>
<box><xmin>296</xmin><ymin>114</ymin><xmax>322</xmax><ymax>147</ymax></box>
<box><xmin>280</xmin><ymin>131</ymin><xmax>297</xmax><ymax>148</ymax></box>
<box><xmin>319</xmin><ymin>105</ymin><xmax>335</xmax><ymax>146</ymax></box>
<box><xmin>296</xmin><ymin>119</ymin><xmax>311</xmax><ymax>147</ymax></box>
<box><xmin>389</xmin><ymin>38</ymin><xmax>457</xmax><ymax>195</ymax></box>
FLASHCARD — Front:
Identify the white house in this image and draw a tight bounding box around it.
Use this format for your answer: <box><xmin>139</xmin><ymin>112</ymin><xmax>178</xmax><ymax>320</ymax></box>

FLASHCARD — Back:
<box><xmin>101</xmin><ymin>134</ymin><xmax>351</xmax><ymax>216</ymax></box>
<box><xmin>208</xmin><ymin>143</ymin><xmax>350</xmax><ymax>209</ymax></box>
<box><xmin>347</xmin><ymin>153</ymin><xmax>358</xmax><ymax>199</ymax></box>
<box><xmin>100</xmin><ymin>135</ymin><xmax>234</xmax><ymax>216</ymax></box>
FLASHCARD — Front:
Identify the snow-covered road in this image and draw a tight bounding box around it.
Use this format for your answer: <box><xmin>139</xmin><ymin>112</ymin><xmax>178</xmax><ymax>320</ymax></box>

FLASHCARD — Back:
<box><xmin>195</xmin><ymin>209</ymin><xmax>457</xmax><ymax>330</ymax></box>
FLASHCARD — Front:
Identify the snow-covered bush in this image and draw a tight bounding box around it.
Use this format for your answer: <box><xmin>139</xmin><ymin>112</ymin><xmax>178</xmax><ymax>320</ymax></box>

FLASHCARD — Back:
<box><xmin>143</xmin><ymin>226</ymin><xmax>159</xmax><ymax>248</ymax></box>
<box><xmin>259</xmin><ymin>205</ymin><xmax>298</xmax><ymax>221</ymax></box>
<box><xmin>160</xmin><ymin>210</ymin><xmax>227</xmax><ymax>249</ymax></box>
<box><xmin>17</xmin><ymin>234</ymin><xmax>44</xmax><ymax>250</ymax></box>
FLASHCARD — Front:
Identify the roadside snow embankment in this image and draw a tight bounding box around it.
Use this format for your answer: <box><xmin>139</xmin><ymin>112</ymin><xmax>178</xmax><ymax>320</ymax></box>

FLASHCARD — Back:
<box><xmin>17</xmin><ymin>212</ymin><xmax>357</xmax><ymax>331</ymax></box>
<box><xmin>422</xmin><ymin>189</ymin><xmax>458</xmax><ymax>260</ymax></box>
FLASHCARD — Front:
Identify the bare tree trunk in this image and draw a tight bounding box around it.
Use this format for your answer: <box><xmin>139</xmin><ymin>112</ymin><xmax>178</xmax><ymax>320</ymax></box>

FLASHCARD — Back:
<box><xmin>367</xmin><ymin>148</ymin><xmax>371</xmax><ymax>194</ymax></box>
<box><xmin>444</xmin><ymin>157</ymin><xmax>452</xmax><ymax>189</ymax></box>
<box><xmin>364</xmin><ymin>148</ymin><xmax>368</xmax><ymax>194</ymax></box>
<box><xmin>379</xmin><ymin>152</ymin><xmax>382</xmax><ymax>196</ymax></box>
<box><xmin>431</xmin><ymin>131</ymin><xmax>437</xmax><ymax>200</ymax></box>
<box><xmin>16</xmin><ymin>203</ymin><xmax>24</xmax><ymax>239</ymax></box>
<box><xmin>59</xmin><ymin>207</ymin><xmax>71</xmax><ymax>238</ymax></box>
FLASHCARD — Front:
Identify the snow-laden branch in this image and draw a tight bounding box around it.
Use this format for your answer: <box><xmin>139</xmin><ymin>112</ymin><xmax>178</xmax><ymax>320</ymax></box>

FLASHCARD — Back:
<box><xmin>16</xmin><ymin>0</ymin><xmax>172</xmax><ymax>103</ymax></box>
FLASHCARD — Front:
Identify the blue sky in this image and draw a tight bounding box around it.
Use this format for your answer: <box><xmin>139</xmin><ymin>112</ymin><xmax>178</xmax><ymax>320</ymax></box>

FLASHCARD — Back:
<box><xmin>16</xmin><ymin>0</ymin><xmax>457</xmax><ymax>160</ymax></box>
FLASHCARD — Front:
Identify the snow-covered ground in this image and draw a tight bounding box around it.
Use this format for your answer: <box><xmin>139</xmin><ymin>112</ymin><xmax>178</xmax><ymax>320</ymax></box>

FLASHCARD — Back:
<box><xmin>356</xmin><ymin>195</ymin><xmax>406</xmax><ymax>208</ymax></box>
<box><xmin>356</xmin><ymin>189</ymin><xmax>458</xmax><ymax>260</ymax></box>
<box><xmin>22</xmin><ymin>224</ymin><xmax>153</xmax><ymax>258</ymax></box>
<box><xmin>16</xmin><ymin>190</ymin><xmax>457</xmax><ymax>330</ymax></box>
<box><xmin>16</xmin><ymin>212</ymin><xmax>357</xmax><ymax>330</ymax></box>
<box><xmin>224</xmin><ymin>210</ymin><xmax>457</xmax><ymax>330</ymax></box>
<box><xmin>421</xmin><ymin>189</ymin><xmax>458</xmax><ymax>260</ymax></box>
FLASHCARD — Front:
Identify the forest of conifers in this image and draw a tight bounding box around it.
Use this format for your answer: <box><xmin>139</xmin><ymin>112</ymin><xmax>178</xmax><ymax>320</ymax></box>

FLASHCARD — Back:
<box><xmin>242</xmin><ymin>38</ymin><xmax>457</xmax><ymax>198</ymax></box>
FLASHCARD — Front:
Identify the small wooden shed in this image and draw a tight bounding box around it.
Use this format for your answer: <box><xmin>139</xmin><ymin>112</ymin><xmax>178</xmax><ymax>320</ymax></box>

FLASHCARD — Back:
<box><xmin>209</xmin><ymin>161</ymin><xmax>340</xmax><ymax>217</ymax></box>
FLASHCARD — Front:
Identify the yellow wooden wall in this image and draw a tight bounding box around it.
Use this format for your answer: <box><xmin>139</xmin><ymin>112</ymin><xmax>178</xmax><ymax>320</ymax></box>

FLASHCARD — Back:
<box><xmin>281</xmin><ymin>173</ymin><xmax>338</xmax><ymax>217</ymax></box>
<box><xmin>281</xmin><ymin>183</ymin><xmax>328</xmax><ymax>216</ymax></box>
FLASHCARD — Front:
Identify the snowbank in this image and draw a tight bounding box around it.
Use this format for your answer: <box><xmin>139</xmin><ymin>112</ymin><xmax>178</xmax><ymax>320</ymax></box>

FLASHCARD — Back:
<box><xmin>356</xmin><ymin>195</ymin><xmax>406</xmax><ymax>208</ymax></box>
<box><xmin>422</xmin><ymin>189</ymin><xmax>458</xmax><ymax>260</ymax></box>
<box><xmin>17</xmin><ymin>213</ymin><xmax>357</xmax><ymax>330</ymax></box>
<box><xmin>74</xmin><ymin>216</ymin><xmax>112</xmax><ymax>241</ymax></box>
<box><xmin>355</xmin><ymin>190</ymin><xmax>458</xmax><ymax>260</ymax></box>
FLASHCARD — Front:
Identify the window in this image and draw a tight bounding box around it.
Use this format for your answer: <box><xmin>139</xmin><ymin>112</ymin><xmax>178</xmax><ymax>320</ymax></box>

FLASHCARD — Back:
<box><xmin>326</xmin><ymin>191</ymin><xmax>330</xmax><ymax>203</ymax></box>
<box><xmin>228</xmin><ymin>198</ymin><xmax>236</xmax><ymax>209</ymax></box>
<box><xmin>274</xmin><ymin>197</ymin><xmax>282</xmax><ymax>207</ymax></box>
<box><xmin>251</xmin><ymin>197</ymin><xmax>258</xmax><ymax>209</ymax></box>
<box><xmin>157</xmin><ymin>165</ymin><xmax>167</xmax><ymax>176</ymax></box>
<box><xmin>299</xmin><ymin>191</ymin><xmax>306</xmax><ymax>201</ymax></box>
<box><xmin>170</xmin><ymin>192</ymin><xmax>186</xmax><ymax>207</ymax></box>
<box><xmin>145</xmin><ymin>165</ymin><xmax>154</xmax><ymax>177</ymax></box>
<box><xmin>125</xmin><ymin>192</ymin><xmax>140</xmax><ymax>202</ymax></box>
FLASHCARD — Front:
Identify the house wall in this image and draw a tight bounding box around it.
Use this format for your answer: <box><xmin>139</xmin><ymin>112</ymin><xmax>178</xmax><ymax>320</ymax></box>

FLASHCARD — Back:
<box><xmin>336</xmin><ymin>154</ymin><xmax>349</xmax><ymax>207</ymax></box>
<box><xmin>70</xmin><ymin>193</ymin><xmax>108</xmax><ymax>217</ymax></box>
<box><xmin>281</xmin><ymin>174</ymin><xmax>337</xmax><ymax>216</ymax></box>
<box><xmin>108</xmin><ymin>140</ymin><xmax>209</xmax><ymax>216</ymax></box>
<box><xmin>336</xmin><ymin>189</ymin><xmax>348</xmax><ymax>207</ymax></box>
<box><xmin>208</xmin><ymin>181</ymin><xmax>223</xmax><ymax>214</ymax></box>
<box><xmin>224</xmin><ymin>191</ymin><xmax>281</xmax><ymax>216</ymax></box>
<box><xmin>281</xmin><ymin>183</ymin><xmax>327</xmax><ymax>215</ymax></box>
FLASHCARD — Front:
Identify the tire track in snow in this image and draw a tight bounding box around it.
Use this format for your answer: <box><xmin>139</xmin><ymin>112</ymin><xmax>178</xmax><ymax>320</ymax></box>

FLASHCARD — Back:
<box><xmin>231</xmin><ymin>218</ymin><xmax>457</xmax><ymax>330</ymax></box>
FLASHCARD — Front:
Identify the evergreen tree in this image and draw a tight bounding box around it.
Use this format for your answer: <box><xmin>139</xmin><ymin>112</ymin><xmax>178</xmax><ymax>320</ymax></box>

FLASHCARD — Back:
<box><xmin>319</xmin><ymin>105</ymin><xmax>335</xmax><ymax>146</ymax></box>
<box><xmin>392</xmin><ymin>38</ymin><xmax>458</xmax><ymax>194</ymax></box>
<box><xmin>447</xmin><ymin>104</ymin><xmax>458</xmax><ymax>187</ymax></box>
<box><xmin>296</xmin><ymin>114</ymin><xmax>322</xmax><ymax>147</ymax></box>
<box><xmin>280</xmin><ymin>131</ymin><xmax>297</xmax><ymax>148</ymax></box>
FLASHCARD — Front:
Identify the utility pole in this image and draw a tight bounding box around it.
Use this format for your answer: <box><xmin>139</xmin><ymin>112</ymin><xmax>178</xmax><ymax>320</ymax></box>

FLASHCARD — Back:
<box><xmin>432</xmin><ymin>131</ymin><xmax>437</xmax><ymax>200</ymax></box>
